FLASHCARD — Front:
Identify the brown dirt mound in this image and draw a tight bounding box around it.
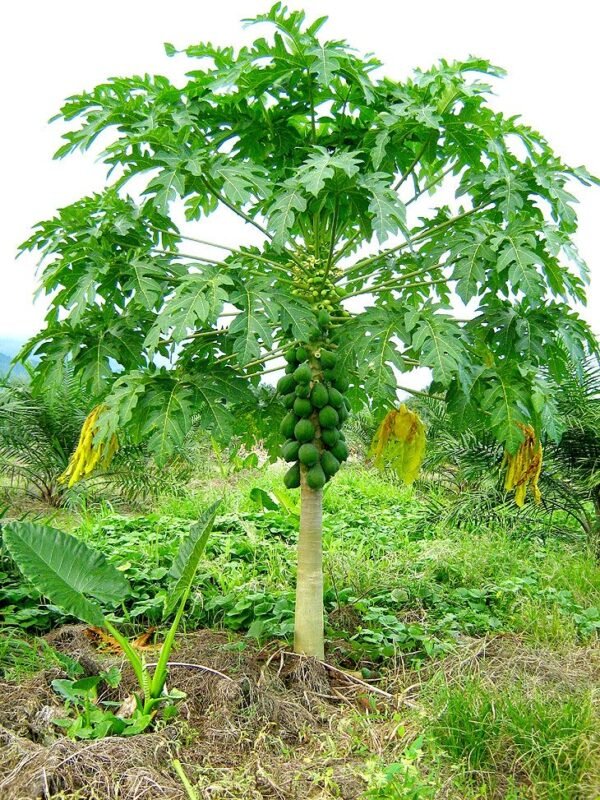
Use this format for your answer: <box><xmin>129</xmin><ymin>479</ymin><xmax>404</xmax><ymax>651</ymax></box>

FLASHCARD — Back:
<box><xmin>0</xmin><ymin>627</ymin><xmax>401</xmax><ymax>799</ymax></box>
<box><xmin>0</xmin><ymin>725</ymin><xmax>182</xmax><ymax>800</ymax></box>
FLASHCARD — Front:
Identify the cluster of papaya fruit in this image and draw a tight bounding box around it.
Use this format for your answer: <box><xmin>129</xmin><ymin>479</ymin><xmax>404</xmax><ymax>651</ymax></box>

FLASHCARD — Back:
<box><xmin>277</xmin><ymin>343</ymin><xmax>350</xmax><ymax>490</ymax></box>
<box><xmin>290</xmin><ymin>254</ymin><xmax>349</xmax><ymax>318</ymax></box>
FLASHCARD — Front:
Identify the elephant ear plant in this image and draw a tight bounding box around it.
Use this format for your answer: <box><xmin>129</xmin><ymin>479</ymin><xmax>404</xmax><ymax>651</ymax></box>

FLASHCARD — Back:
<box><xmin>3</xmin><ymin>500</ymin><xmax>220</xmax><ymax>734</ymax></box>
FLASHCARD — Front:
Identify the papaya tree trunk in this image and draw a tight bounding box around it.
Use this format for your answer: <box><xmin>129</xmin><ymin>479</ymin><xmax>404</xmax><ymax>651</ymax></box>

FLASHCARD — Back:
<box><xmin>294</xmin><ymin>472</ymin><xmax>325</xmax><ymax>659</ymax></box>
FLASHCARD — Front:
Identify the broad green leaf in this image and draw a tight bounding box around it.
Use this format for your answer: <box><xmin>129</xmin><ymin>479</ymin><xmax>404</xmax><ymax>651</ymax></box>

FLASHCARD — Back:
<box><xmin>125</xmin><ymin>259</ymin><xmax>166</xmax><ymax>310</ymax></box>
<box><xmin>139</xmin><ymin>379</ymin><xmax>196</xmax><ymax>465</ymax></box>
<box><xmin>449</xmin><ymin>228</ymin><xmax>494</xmax><ymax>303</ymax></box>
<box><xmin>145</xmin><ymin>270</ymin><xmax>232</xmax><ymax>350</ymax></box>
<box><xmin>192</xmin><ymin>369</ymin><xmax>253</xmax><ymax>440</ymax></box>
<box><xmin>166</xmin><ymin>499</ymin><xmax>221</xmax><ymax>614</ymax></box>
<box><xmin>267</xmin><ymin>181</ymin><xmax>307</xmax><ymax>249</ymax></box>
<box><xmin>3</xmin><ymin>522</ymin><xmax>130</xmax><ymax>627</ymax></box>
<box><xmin>360</xmin><ymin>174</ymin><xmax>407</xmax><ymax>243</ymax></box>
<box><xmin>479</xmin><ymin>367</ymin><xmax>529</xmax><ymax>452</ymax></box>
<box><xmin>144</xmin><ymin>169</ymin><xmax>186</xmax><ymax>216</ymax></box>
<box><xmin>209</xmin><ymin>160</ymin><xmax>270</xmax><ymax>205</ymax></box>
<box><xmin>308</xmin><ymin>43</ymin><xmax>342</xmax><ymax>86</ymax></box>
<box><xmin>228</xmin><ymin>285</ymin><xmax>273</xmax><ymax>365</ymax></box>
<box><xmin>493</xmin><ymin>229</ymin><xmax>545</xmax><ymax>299</ymax></box>
<box><xmin>411</xmin><ymin>314</ymin><xmax>465</xmax><ymax>386</ymax></box>
<box><xmin>297</xmin><ymin>150</ymin><xmax>335</xmax><ymax>196</ymax></box>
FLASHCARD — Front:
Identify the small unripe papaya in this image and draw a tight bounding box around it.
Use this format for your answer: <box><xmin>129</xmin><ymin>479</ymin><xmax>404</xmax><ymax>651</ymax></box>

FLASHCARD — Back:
<box><xmin>318</xmin><ymin>405</ymin><xmax>339</xmax><ymax>429</ymax></box>
<box><xmin>296</xmin><ymin>346</ymin><xmax>309</xmax><ymax>362</ymax></box>
<box><xmin>321</xmin><ymin>451</ymin><xmax>340</xmax><ymax>477</ymax></box>
<box><xmin>294</xmin><ymin>418</ymin><xmax>315</xmax><ymax>443</ymax></box>
<box><xmin>333</xmin><ymin>373</ymin><xmax>349</xmax><ymax>393</ymax></box>
<box><xmin>280</xmin><ymin>412</ymin><xmax>298</xmax><ymax>439</ymax></box>
<box><xmin>284</xmin><ymin>462</ymin><xmax>301</xmax><ymax>489</ymax></box>
<box><xmin>293</xmin><ymin>397</ymin><xmax>313</xmax><ymax>418</ymax></box>
<box><xmin>321</xmin><ymin>427</ymin><xmax>339</xmax><ymax>447</ymax></box>
<box><xmin>298</xmin><ymin>443</ymin><xmax>319</xmax><ymax>467</ymax></box>
<box><xmin>283</xmin><ymin>393</ymin><xmax>295</xmax><ymax>409</ymax></box>
<box><xmin>331</xmin><ymin>440</ymin><xmax>349</xmax><ymax>462</ymax></box>
<box><xmin>281</xmin><ymin>440</ymin><xmax>300</xmax><ymax>462</ymax></box>
<box><xmin>295</xmin><ymin>383</ymin><xmax>311</xmax><ymax>398</ymax></box>
<box><xmin>310</xmin><ymin>383</ymin><xmax>329</xmax><ymax>409</ymax></box>
<box><xmin>277</xmin><ymin>374</ymin><xmax>296</xmax><ymax>395</ymax></box>
<box><xmin>293</xmin><ymin>363</ymin><xmax>312</xmax><ymax>384</ymax></box>
<box><xmin>317</xmin><ymin>309</ymin><xmax>330</xmax><ymax>328</ymax></box>
<box><xmin>284</xmin><ymin>348</ymin><xmax>298</xmax><ymax>364</ymax></box>
<box><xmin>327</xmin><ymin>387</ymin><xmax>343</xmax><ymax>408</ymax></box>
<box><xmin>319</xmin><ymin>349</ymin><xmax>337</xmax><ymax>369</ymax></box>
<box><xmin>306</xmin><ymin>463</ymin><xmax>326</xmax><ymax>490</ymax></box>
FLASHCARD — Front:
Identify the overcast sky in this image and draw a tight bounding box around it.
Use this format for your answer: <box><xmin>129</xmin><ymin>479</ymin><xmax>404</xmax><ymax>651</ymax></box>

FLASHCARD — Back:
<box><xmin>1</xmin><ymin>0</ymin><xmax>599</xmax><ymax>347</ymax></box>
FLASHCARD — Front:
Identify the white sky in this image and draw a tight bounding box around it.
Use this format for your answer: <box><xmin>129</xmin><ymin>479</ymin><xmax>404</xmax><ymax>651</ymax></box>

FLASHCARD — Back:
<box><xmin>1</xmin><ymin>0</ymin><xmax>599</xmax><ymax>349</ymax></box>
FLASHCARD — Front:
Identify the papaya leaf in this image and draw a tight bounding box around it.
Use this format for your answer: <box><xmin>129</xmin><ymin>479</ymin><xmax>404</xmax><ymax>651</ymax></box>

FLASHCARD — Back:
<box><xmin>369</xmin><ymin>405</ymin><xmax>426</xmax><ymax>484</ymax></box>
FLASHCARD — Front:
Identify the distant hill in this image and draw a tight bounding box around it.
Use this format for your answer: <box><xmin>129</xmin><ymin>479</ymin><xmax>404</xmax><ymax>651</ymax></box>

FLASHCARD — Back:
<box><xmin>0</xmin><ymin>338</ymin><xmax>26</xmax><ymax>359</ymax></box>
<box><xmin>0</xmin><ymin>352</ymin><xmax>29</xmax><ymax>379</ymax></box>
<box><xmin>0</xmin><ymin>338</ymin><xmax>32</xmax><ymax>379</ymax></box>
<box><xmin>0</xmin><ymin>353</ymin><xmax>28</xmax><ymax>378</ymax></box>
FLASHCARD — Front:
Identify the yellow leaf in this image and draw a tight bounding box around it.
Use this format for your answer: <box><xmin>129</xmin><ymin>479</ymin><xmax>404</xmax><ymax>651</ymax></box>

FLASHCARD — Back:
<box><xmin>369</xmin><ymin>404</ymin><xmax>426</xmax><ymax>484</ymax></box>
<box><xmin>503</xmin><ymin>423</ymin><xmax>543</xmax><ymax>507</ymax></box>
<box><xmin>60</xmin><ymin>405</ymin><xmax>119</xmax><ymax>487</ymax></box>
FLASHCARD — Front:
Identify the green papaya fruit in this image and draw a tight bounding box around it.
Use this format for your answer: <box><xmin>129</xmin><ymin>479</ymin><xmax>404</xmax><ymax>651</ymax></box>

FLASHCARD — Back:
<box><xmin>321</xmin><ymin>427</ymin><xmax>339</xmax><ymax>447</ymax></box>
<box><xmin>319</xmin><ymin>349</ymin><xmax>337</xmax><ymax>369</ymax></box>
<box><xmin>333</xmin><ymin>373</ymin><xmax>349</xmax><ymax>393</ymax></box>
<box><xmin>284</xmin><ymin>462</ymin><xmax>301</xmax><ymax>489</ymax></box>
<box><xmin>293</xmin><ymin>397</ymin><xmax>313</xmax><ymax>418</ymax></box>
<box><xmin>293</xmin><ymin>363</ymin><xmax>312</xmax><ymax>384</ymax></box>
<box><xmin>280</xmin><ymin>412</ymin><xmax>298</xmax><ymax>439</ymax></box>
<box><xmin>317</xmin><ymin>309</ymin><xmax>330</xmax><ymax>328</ymax></box>
<box><xmin>327</xmin><ymin>387</ymin><xmax>343</xmax><ymax>408</ymax></box>
<box><xmin>343</xmin><ymin>395</ymin><xmax>351</xmax><ymax>410</ymax></box>
<box><xmin>294</xmin><ymin>418</ymin><xmax>315</xmax><ymax>443</ymax></box>
<box><xmin>338</xmin><ymin>405</ymin><xmax>349</xmax><ymax>423</ymax></box>
<box><xmin>318</xmin><ymin>405</ymin><xmax>339</xmax><ymax>429</ymax></box>
<box><xmin>310</xmin><ymin>383</ymin><xmax>329</xmax><ymax>409</ymax></box>
<box><xmin>298</xmin><ymin>443</ymin><xmax>319</xmax><ymax>467</ymax></box>
<box><xmin>331</xmin><ymin>440</ymin><xmax>349</xmax><ymax>462</ymax></box>
<box><xmin>283</xmin><ymin>393</ymin><xmax>295</xmax><ymax>409</ymax></box>
<box><xmin>284</xmin><ymin>348</ymin><xmax>298</xmax><ymax>364</ymax></box>
<box><xmin>296</xmin><ymin>346</ymin><xmax>309</xmax><ymax>362</ymax></box>
<box><xmin>285</xmin><ymin>363</ymin><xmax>295</xmax><ymax>374</ymax></box>
<box><xmin>281</xmin><ymin>439</ymin><xmax>300</xmax><ymax>462</ymax></box>
<box><xmin>295</xmin><ymin>383</ymin><xmax>311</xmax><ymax>399</ymax></box>
<box><xmin>321</xmin><ymin>450</ymin><xmax>340</xmax><ymax>477</ymax></box>
<box><xmin>306</xmin><ymin>463</ymin><xmax>326</xmax><ymax>490</ymax></box>
<box><xmin>277</xmin><ymin>374</ymin><xmax>296</xmax><ymax>395</ymax></box>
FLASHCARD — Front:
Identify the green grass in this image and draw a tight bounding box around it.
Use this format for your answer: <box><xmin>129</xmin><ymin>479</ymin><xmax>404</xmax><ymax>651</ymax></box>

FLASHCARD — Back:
<box><xmin>426</xmin><ymin>676</ymin><xmax>598</xmax><ymax>799</ymax></box>
<box><xmin>1</xmin><ymin>462</ymin><xmax>599</xmax><ymax>797</ymax></box>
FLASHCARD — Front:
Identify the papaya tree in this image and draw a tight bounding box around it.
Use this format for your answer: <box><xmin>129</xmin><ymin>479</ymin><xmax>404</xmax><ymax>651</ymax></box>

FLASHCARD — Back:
<box><xmin>19</xmin><ymin>4</ymin><xmax>598</xmax><ymax>658</ymax></box>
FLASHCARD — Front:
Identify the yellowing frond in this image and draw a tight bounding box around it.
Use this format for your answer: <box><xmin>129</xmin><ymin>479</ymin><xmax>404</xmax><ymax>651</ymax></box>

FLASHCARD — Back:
<box><xmin>369</xmin><ymin>404</ymin><xmax>426</xmax><ymax>484</ymax></box>
<box><xmin>503</xmin><ymin>423</ymin><xmax>543</xmax><ymax>507</ymax></box>
<box><xmin>60</xmin><ymin>405</ymin><xmax>119</xmax><ymax>488</ymax></box>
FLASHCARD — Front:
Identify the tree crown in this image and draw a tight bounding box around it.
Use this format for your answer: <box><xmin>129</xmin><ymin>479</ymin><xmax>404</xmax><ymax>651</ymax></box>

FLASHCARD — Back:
<box><xmin>20</xmin><ymin>3</ymin><xmax>598</xmax><ymax>459</ymax></box>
